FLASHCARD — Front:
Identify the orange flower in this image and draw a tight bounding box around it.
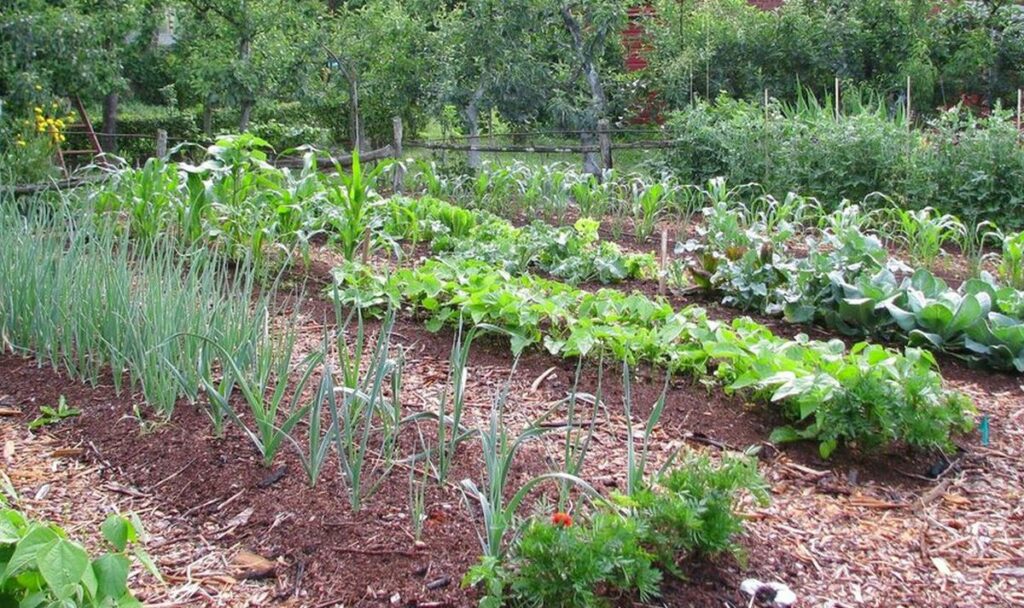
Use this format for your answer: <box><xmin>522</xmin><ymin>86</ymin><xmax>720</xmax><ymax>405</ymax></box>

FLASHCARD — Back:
<box><xmin>551</xmin><ymin>512</ymin><xmax>572</xmax><ymax>528</ymax></box>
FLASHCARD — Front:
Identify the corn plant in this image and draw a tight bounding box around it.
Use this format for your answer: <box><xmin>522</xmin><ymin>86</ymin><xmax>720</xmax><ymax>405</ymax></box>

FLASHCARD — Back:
<box><xmin>884</xmin><ymin>205</ymin><xmax>965</xmax><ymax>268</ymax></box>
<box><xmin>631</xmin><ymin>179</ymin><xmax>668</xmax><ymax>242</ymax></box>
<box><xmin>956</xmin><ymin>218</ymin><xmax>998</xmax><ymax>279</ymax></box>
<box><xmin>325</xmin><ymin>150</ymin><xmax>391</xmax><ymax>261</ymax></box>
<box><xmin>569</xmin><ymin>174</ymin><xmax>609</xmax><ymax>218</ymax></box>
<box><xmin>988</xmin><ymin>228</ymin><xmax>1024</xmax><ymax>289</ymax></box>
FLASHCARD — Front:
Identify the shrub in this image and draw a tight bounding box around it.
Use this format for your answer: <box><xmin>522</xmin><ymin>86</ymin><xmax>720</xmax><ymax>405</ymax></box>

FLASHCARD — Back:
<box><xmin>466</xmin><ymin>512</ymin><xmax>662</xmax><ymax>608</ymax></box>
<box><xmin>628</xmin><ymin>451</ymin><xmax>769</xmax><ymax>573</ymax></box>
<box><xmin>660</xmin><ymin>95</ymin><xmax>1024</xmax><ymax>228</ymax></box>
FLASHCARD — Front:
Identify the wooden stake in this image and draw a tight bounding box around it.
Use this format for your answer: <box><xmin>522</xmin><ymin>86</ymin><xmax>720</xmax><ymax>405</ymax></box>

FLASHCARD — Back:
<box><xmin>658</xmin><ymin>228</ymin><xmax>668</xmax><ymax>296</ymax></box>
<box><xmin>155</xmin><ymin>129</ymin><xmax>168</xmax><ymax>158</ymax></box>
<box><xmin>834</xmin><ymin>77</ymin><xmax>840</xmax><ymax>121</ymax></box>
<box><xmin>1017</xmin><ymin>89</ymin><xmax>1021</xmax><ymax>133</ymax></box>
<box><xmin>391</xmin><ymin>116</ymin><xmax>404</xmax><ymax>193</ymax></box>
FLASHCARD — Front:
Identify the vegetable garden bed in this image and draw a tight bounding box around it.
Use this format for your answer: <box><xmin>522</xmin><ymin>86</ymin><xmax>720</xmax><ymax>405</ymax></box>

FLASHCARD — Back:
<box><xmin>2</xmin><ymin>144</ymin><xmax>1022</xmax><ymax>607</ymax></box>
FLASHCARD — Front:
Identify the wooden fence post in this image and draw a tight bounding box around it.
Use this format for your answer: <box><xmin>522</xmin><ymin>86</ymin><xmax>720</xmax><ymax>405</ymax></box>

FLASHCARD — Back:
<box><xmin>598</xmin><ymin>119</ymin><xmax>612</xmax><ymax>174</ymax></box>
<box><xmin>1017</xmin><ymin>89</ymin><xmax>1021</xmax><ymax>134</ymax></box>
<box><xmin>392</xmin><ymin>116</ymin><xmax>404</xmax><ymax>193</ymax></box>
<box><xmin>155</xmin><ymin>129</ymin><xmax>168</xmax><ymax>158</ymax></box>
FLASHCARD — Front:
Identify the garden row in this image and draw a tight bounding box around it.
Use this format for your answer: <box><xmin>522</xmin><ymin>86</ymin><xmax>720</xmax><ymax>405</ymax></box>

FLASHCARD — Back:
<box><xmin>678</xmin><ymin>184</ymin><xmax>1024</xmax><ymax>372</ymax></box>
<box><xmin>0</xmin><ymin>186</ymin><xmax>767</xmax><ymax>606</ymax></box>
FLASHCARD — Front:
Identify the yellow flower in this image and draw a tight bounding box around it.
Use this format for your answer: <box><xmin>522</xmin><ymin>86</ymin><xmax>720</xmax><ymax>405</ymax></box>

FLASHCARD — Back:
<box><xmin>34</xmin><ymin>84</ymin><xmax>42</xmax><ymax>91</ymax></box>
<box><xmin>50</xmin><ymin>101</ymin><xmax>58</xmax><ymax>109</ymax></box>
<box><xmin>34</xmin><ymin>106</ymin><xmax>43</xmax><ymax>114</ymax></box>
<box><xmin>16</xmin><ymin>140</ymin><xmax>27</xmax><ymax>147</ymax></box>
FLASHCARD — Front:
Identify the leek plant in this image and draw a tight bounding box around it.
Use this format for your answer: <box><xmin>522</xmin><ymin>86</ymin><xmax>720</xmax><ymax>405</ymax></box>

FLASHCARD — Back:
<box><xmin>327</xmin><ymin>308</ymin><xmax>404</xmax><ymax>511</ymax></box>
<box><xmin>621</xmin><ymin>363</ymin><xmax>672</xmax><ymax>497</ymax></box>
<box><xmin>0</xmin><ymin>198</ymin><xmax>270</xmax><ymax>419</ymax></box>
<box><xmin>459</xmin><ymin>365</ymin><xmax>603</xmax><ymax>561</ymax></box>
<box><xmin>195</xmin><ymin>316</ymin><xmax>323</xmax><ymax>467</ymax></box>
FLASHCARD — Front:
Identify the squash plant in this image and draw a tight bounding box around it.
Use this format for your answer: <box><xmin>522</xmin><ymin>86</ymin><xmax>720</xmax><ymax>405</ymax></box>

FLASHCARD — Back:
<box><xmin>0</xmin><ymin>510</ymin><xmax>158</xmax><ymax>607</ymax></box>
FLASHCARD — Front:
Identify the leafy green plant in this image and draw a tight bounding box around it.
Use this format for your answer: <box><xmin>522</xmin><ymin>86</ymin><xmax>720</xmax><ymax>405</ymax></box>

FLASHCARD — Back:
<box><xmin>497</xmin><ymin>513</ymin><xmax>662</xmax><ymax>607</ymax></box>
<box><xmin>27</xmin><ymin>396</ymin><xmax>80</xmax><ymax>430</ymax></box>
<box><xmin>989</xmin><ymin>228</ymin><xmax>1024</xmax><ymax>290</ymax></box>
<box><xmin>0</xmin><ymin>510</ymin><xmax>159</xmax><ymax>607</ymax></box>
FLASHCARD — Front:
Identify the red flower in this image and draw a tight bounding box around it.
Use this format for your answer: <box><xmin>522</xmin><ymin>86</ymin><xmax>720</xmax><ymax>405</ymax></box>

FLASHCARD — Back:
<box><xmin>551</xmin><ymin>512</ymin><xmax>573</xmax><ymax>528</ymax></box>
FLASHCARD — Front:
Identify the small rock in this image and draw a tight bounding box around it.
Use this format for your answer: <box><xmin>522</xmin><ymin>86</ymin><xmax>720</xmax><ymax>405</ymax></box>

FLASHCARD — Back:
<box><xmin>740</xmin><ymin>578</ymin><xmax>797</xmax><ymax>607</ymax></box>
<box><xmin>390</xmin><ymin>592</ymin><xmax>401</xmax><ymax>604</ymax></box>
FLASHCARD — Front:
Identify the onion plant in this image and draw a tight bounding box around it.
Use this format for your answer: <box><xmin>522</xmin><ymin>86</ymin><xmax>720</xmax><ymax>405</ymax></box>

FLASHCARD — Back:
<box><xmin>0</xmin><ymin>199</ymin><xmax>269</xmax><ymax>420</ymax></box>
<box><xmin>327</xmin><ymin>307</ymin><xmax>404</xmax><ymax>511</ymax></box>
<box><xmin>459</xmin><ymin>363</ymin><xmax>603</xmax><ymax>561</ymax></box>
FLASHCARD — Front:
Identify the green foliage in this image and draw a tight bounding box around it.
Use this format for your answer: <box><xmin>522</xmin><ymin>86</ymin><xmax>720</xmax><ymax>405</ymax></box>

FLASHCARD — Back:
<box><xmin>660</xmin><ymin>95</ymin><xmax>1024</xmax><ymax>228</ymax></box>
<box><xmin>645</xmin><ymin>0</ymin><xmax>1021</xmax><ymax>111</ymax></box>
<box><xmin>325</xmin><ymin>149</ymin><xmax>392</xmax><ymax>261</ymax></box>
<box><xmin>466</xmin><ymin>451</ymin><xmax>766</xmax><ymax>607</ymax></box>
<box><xmin>683</xmin><ymin>187</ymin><xmax>1024</xmax><ymax>371</ymax></box>
<box><xmin>0</xmin><ymin>200</ymin><xmax>271</xmax><ymax>419</ymax></box>
<box><xmin>0</xmin><ymin>509</ymin><xmax>156</xmax><ymax>607</ymax></box>
<box><xmin>628</xmin><ymin>452</ymin><xmax>768</xmax><ymax>571</ymax></box>
<box><xmin>507</xmin><ymin>513</ymin><xmax>661</xmax><ymax>607</ymax></box>
<box><xmin>343</xmin><ymin>253</ymin><xmax>974</xmax><ymax>457</ymax></box>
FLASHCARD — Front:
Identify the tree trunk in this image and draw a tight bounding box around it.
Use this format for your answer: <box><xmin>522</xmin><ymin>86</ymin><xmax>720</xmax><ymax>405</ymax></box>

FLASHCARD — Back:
<box><xmin>239</xmin><ymin>99</ymin><xmax>254</xmax><ymax>132</ymax></box>
<box><xmin>202</xmin><ymin>97</ymin><xmax>214</xmax><ymax>136</ymax></box>
<box><xmin>580</xmin><ymin>131</ymin><xmax>599</xmax><ymax>176</ymax></box>
<box><xmin>560</xmin><ymin>6</ymin><xmax>608</xmax><ymax>177</ymax></box>
<box><xmin>348</xmin><ymin>74</ymin><xmax>365</xmax><ymax>152</ymax></box>
<box><xmin>238</xmin><ymin>33</ymin><xmax>254</xmax><ymax>133</ymax></box>
<box><xmin>101</xmin><ymin>92</ymin><xmax>118</xmax><ymax>153</ymax></box>
<box><xmin>465</xmin><ymin>87</ymin><xmax>485</xmax><ymax>170</ymax></box>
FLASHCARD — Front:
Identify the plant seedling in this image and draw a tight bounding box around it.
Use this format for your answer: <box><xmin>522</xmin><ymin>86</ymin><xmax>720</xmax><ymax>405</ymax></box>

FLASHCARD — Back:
<box><xmin>28</xmin><ymin>396</ymin><xmax>80</xmax><ymax>430</ymax></box>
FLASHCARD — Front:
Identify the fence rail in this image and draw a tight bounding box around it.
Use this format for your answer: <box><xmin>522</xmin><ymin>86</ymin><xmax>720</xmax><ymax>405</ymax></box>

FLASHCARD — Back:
<box><xmin>9</xmin><ymin>115</ymin><xmax>674</xmax><ymax>193</ymax></box>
